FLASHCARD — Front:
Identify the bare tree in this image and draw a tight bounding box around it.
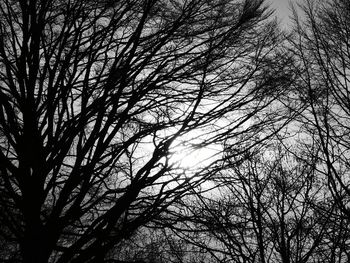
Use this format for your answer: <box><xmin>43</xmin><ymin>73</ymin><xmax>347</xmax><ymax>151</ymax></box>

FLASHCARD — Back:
<box><xmin>289</xmin><ymin>0</ymin><xmax>350</xmax><ymax>232</ymax></box>
<box><xmin>171</xmin><ymin>144</ymin><xmax>336</xmax><ymax>263</ymax></box>
<box><xmin>0</xmin><ymin>0</ymin><xmax>289</xmax><ymax>262</ymax></box>
<box><xmin>125</xmin><ymin>1</ymin><xmax>350</xmax><ymax>263</ymax></box>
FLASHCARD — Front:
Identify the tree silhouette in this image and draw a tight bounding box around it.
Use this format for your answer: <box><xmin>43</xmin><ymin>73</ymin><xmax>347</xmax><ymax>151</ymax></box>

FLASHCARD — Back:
<box><xmin>173</xmin><ymin>0</ymin><xmax>350</xmax><ymax>261</ymax></box>
<box><xmin>290</xmin><ymin>0</ymin><xmax>350</xmax><ymax>232</ymax></box>
<box><xmin>171</xmin><ymin>144</ymin><xmax>336</xmax><ymax>263</ymax></box>
<box><xmin>0</xmin><ymin>0</ymin><xmax>290</xmax><ymax>262</ymax></box>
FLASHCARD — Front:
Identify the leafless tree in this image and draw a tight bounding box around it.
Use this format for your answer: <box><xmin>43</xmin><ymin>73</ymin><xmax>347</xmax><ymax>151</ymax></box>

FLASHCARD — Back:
<box><xmin>0</xmin><ymin>0</ymin><xmax>291</xmax><ymax>262</ymax></box>
<box><xmin>289</xmin><ymin>0</ymin><xmax>350</xmax><ymax>236</ymax></box>
<box><xmin>171</xmin><ymin>144</ymin><xmax>337</xmax><ymax>263</ymax></box>
<box><xmin>117</xmin><ymin>1</ymin><xmax>350</xmax><ymax>263</ymax></box>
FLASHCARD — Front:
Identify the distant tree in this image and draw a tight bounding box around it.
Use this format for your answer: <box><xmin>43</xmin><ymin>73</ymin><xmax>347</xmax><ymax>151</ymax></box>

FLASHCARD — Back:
<box><xmin>172</xmin><ymin>145</ymin><xmax>335</xmax><ymax>263</ymax></box>
<box><xmin>110</xmin><ymin>227</ymin><xmax>199</xmax><ymax>263</ymax></box>
<box><xmin>0</xmin><ymin>0</ymin><xmax>290</xmax><ymax>262</ymax></box>
<box><xmin>290</xmin><ymin>0</ymin><xmax>350</xmax><ymax>230</ymax></box>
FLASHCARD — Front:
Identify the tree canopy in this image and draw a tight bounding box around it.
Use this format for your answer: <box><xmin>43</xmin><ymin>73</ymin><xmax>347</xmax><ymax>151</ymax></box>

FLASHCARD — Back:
<box><xmin>2</xmin><ymin>0</ymin><xmax>350</xmax><ymax>263</ymax></box>
<box><xmin>0</xmin><ymin>0</ymin><xmax>292</xmax><ymax>262</ymax></box>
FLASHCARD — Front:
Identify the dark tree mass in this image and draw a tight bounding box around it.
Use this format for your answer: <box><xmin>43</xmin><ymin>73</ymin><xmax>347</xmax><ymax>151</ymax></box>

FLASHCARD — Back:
<box><xmin>0</xmin><ymin>0</ymin><xmax>349</xmax><ymax>263</ymax></box>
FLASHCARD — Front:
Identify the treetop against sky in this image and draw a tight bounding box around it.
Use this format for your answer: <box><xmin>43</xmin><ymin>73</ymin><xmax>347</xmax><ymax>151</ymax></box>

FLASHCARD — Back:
<box><xmin>1</xmin><ymin>0</ymin><xmax>350</xmax><ymax>262</ymax></box>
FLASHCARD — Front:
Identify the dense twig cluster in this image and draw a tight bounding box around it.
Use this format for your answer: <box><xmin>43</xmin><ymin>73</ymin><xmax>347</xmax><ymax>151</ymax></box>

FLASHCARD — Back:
<box><xmin>1</xmin><ymin>0</ymin><xmax>350</xmax><ymax>263</ymax></box>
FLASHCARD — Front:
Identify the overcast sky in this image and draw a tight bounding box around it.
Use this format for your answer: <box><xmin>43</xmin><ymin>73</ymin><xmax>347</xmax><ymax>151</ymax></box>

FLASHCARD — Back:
<box><xmin>268</xmin><ymin>0</ymin><xmax>298</xmax><ymax>28</ymax></box>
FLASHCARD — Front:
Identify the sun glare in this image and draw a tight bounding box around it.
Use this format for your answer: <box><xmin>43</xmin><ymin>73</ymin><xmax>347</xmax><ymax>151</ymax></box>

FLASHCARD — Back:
<box><xmin>169</xmin><ymin>142</ymin><xmax>222</xmax><ymax>170</ymax></box>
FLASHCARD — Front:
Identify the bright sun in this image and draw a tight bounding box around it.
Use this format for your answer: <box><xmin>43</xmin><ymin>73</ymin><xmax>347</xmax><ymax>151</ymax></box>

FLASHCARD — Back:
<box><xmin>169</xmin><ymin>139</ymin><xmax>222</xmax><ymax>170</ymax></box>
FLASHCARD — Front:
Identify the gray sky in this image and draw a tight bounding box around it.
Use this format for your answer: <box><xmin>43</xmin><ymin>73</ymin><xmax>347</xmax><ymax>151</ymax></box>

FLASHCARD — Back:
<box><xmin>268</xmin><ymin>0</ymin><xmax>297</xmax><ymax>27</ymax></box>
